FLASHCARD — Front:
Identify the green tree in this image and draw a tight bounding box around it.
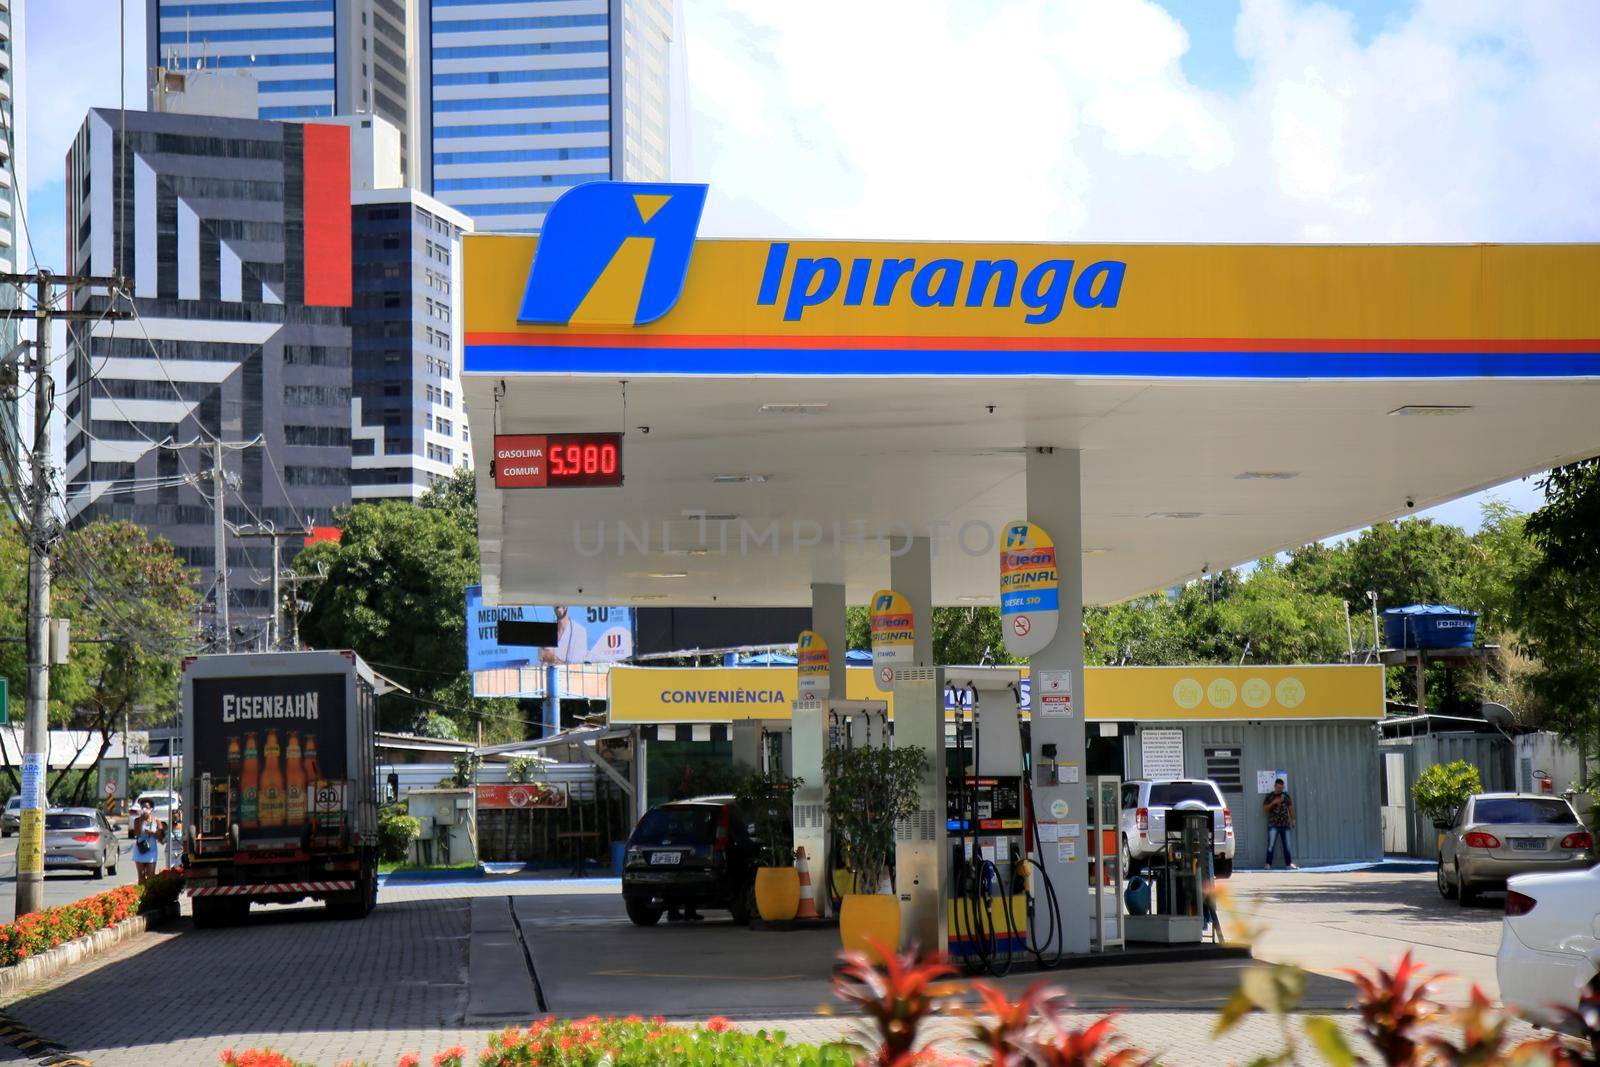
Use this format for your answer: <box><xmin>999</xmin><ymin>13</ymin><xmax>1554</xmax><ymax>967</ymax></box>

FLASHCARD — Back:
<box><xmin>0</xmin><ymin>521</ymin><xmax>198</xmax><ymax>800</ymax></box>
<box><xmin>295</xmin><ymin>501</ymin><xmax>482</xmax><ymax>729</ymax></box>
<box><xmin>419</xmin><ymin>467</ymin><xmax>478</xmax><ymax>538</ymax></box>
<box><xmin>1508</xmin><ymin>457</ymin><xmax>1600</xmax><ymax>750</ymax></box>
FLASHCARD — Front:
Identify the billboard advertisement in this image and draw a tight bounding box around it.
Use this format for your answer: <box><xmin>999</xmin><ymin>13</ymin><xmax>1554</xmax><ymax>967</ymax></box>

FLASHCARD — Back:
<box><xmin>466</xmin><ymin>585</ymin><xmax>633</xmax><ymax>671</ymax></box>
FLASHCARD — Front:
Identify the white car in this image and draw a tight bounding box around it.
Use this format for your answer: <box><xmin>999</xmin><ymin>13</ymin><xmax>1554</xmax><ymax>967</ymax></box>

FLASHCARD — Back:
<box><xmin>1496</xmin><ymin>862</ymin><xmax>1599</xmax><ymax>1031</ymax></box>
<box><xmin>1120</xmin><ymin>779</ymin><xmax>1236</xmax><ymax>878</ymax></box>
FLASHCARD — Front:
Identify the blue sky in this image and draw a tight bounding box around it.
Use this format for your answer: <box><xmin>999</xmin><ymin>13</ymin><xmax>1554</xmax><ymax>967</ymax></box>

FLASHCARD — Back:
<box><xmin>19</xmin><ymin>0</ymin><xmax>1591</xmax><ymax>534</ymax></box>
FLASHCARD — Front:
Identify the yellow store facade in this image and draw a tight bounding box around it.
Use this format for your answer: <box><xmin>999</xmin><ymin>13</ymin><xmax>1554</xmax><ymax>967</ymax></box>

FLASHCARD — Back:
<box><xmin>611</xmin><ymin>663</ymin><xmax>1385</xmax><ymax>870</ymax></box>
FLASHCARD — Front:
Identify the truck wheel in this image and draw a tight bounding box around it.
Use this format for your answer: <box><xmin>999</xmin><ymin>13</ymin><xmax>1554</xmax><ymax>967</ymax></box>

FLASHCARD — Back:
<box><xmin>331</xmin><ymin>853</ymin><xmax>377</xmax><ymax>919</ymax></box>
<box><xmin>1455</xmin><ymin>863</ymin><xmax>1477</xmax><ymax>906</ymax></box>
<box><xmin>1213</xmin><ymin>856</ymin><xmax>1233</xmax><ymax>880</ymax></box>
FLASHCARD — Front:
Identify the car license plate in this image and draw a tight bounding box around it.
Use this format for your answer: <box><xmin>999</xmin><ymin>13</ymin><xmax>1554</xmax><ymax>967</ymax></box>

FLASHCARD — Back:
<box><xmin>650</xmin><ymin>852</ymin><xmax>682</xmax><ymax>866</ymax></box>
<box><xmin>1510</xmin><ymin>837</ymin><xmax>1547</xmax><ymax>851</ymax></box>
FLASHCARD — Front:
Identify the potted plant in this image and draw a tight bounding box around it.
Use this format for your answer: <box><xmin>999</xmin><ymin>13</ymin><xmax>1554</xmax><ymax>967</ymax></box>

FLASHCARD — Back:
<box><xmin>1413</xmin><ymin>760</ymin><xmax>1482</xmax><ymax>862</ymax></box>
<box><xmin>823</xmin><ymin>743</ymin><xmax>929</xmax><ymax>957</ymax></box>
<box><xmin>735</xmin><ymin>769</ymin><xmax>804</xmax><ymax>922</ymax></box>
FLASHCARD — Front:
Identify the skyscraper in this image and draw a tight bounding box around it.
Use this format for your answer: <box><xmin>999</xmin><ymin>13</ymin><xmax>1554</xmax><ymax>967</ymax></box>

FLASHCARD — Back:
<box><xmin>147</xmin><ymin>0</ymin><xmax>426</xmax><ymax>184</ymax></box>
<box><xmin>146</xmin><ymin>1</ymin><xmax>674</xmax><ymax>229</ymax></box>
<box><xmin>0</xmin><ymin>0</ymin><xmax>26</xmax><ymax>465</ymax></box>
<box><xmin>63</xmin><ymin>109</ymin><xmax>355</xmax><ymax>634</ymax></box>
<box><xmin>421</xmin><ymin>0</ymin><xmax>673</xmax><ymax>233</ymax></box>
<box><xmin>351</xmin><ymin>186</ymin><xmax>472</xmax><ymax>499</ymax></box>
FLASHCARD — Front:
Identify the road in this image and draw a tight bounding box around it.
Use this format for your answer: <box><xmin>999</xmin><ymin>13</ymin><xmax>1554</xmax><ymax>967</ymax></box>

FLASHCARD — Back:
<box><xmin>0</xmin><ymin>869</ymin><xmax>1545</xmax><ymax>1067</ymax></box>
<box><xmin>1223</xmin><ymin>864</ymin><xmax>1508</xmax><ymax>1006</ymax></box>
<box><xmin>0</xmin><ymin>830</ymin><xmax>138</xmax><ymax>920</ymax></box>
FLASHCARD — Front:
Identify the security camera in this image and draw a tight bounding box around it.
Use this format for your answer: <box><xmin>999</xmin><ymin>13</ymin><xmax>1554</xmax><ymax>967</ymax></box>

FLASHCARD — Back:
<box><xmin>1406</xmin><ymin>497</ymin><xmax>1415</xmax><ymax>509</ymax></box>
<box><xmin>637</xmin><ymin>425</ymin><xmax>650</xmax><ymax>434</ymax></box>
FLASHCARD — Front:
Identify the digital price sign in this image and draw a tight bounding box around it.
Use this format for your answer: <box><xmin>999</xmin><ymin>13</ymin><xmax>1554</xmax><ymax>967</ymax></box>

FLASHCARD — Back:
<box><xmin>493</xmin><ymin>433</ymin><xmax>623</xmax><ymax>489</ymax></box>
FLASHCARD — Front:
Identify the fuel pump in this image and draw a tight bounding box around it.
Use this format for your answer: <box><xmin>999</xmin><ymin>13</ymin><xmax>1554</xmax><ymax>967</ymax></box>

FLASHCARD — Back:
<box><xmin>943</xmin><ymin>670</ymin><xmax>1034</xmax><ymax>974</ymax></box>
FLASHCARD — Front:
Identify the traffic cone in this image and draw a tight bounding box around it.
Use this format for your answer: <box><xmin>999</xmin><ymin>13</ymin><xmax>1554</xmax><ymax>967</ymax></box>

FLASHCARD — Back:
<box><xmin>795</xmin><ymin>846</ymin><xmax>819</xmax><ymax>920</ymax></box>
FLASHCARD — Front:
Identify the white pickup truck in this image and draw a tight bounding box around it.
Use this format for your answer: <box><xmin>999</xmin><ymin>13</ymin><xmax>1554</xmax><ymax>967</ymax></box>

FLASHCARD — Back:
<box><xmin>1120</xmin><ymin>778</ymin><xmax>1236</xmax><ymax>878</ymax></box>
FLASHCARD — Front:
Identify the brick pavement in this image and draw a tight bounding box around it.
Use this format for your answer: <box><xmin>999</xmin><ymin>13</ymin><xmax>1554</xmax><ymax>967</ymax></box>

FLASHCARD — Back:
<box><xmin>0</xmin><ymin>894</ymin><xmax>477</xmax><ymax>1066</ymax></box>
<box><xmin>0</xmin><ymin>873</ymin><xmax>1558</xmax><ymax>1066</ymax></box>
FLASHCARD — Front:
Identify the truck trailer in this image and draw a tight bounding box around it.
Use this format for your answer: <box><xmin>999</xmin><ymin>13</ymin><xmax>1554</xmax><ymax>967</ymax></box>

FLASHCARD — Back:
<box><xmin>181</xmin><ymin>651</ymin><xmax>379</xmax><ymax>925</ymax></box>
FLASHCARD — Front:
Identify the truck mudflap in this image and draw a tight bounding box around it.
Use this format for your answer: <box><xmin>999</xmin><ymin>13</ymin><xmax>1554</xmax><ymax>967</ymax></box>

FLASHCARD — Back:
<box><xmin>188</xmin><ymin>881</ymin><xmax>355</xmax><ymax>897</ymax></box>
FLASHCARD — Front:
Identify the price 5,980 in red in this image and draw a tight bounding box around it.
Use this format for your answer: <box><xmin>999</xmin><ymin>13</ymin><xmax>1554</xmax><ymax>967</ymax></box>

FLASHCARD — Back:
<box><xmin>493</xmin><ymin>432</ymin><xmax>624</xmax><ymax>489</ymax></box>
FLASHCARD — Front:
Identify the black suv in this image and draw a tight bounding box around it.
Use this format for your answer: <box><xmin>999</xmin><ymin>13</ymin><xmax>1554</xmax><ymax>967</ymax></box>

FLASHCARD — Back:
<box><xmin>622</xmin><ymin>796</ymin><xmax>759</xmax><ymax>926</ymax></box>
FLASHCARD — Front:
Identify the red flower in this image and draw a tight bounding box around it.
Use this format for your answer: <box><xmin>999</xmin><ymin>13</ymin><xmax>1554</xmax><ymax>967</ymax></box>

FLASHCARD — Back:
<box><xmin>431</xmin><ymin>1047</ymin><xmax>466</xmax><ymax>1067</ymax></box>
<box><xmin>397</xmin><ymin>1053</ymin><xmax>420</xmax><ymax>1067</ymax></box>
<box><xmin>705</xmin><ymin>1016</ymin><xmax>733</xmax><ymax>1033</ymax></box>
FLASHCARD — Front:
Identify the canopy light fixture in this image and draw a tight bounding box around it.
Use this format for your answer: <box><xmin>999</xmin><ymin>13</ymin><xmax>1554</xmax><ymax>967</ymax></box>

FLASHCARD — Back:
<box><xmin>682</xmin><ymin>510</ymin><xmax>739</xmax><ymax>522</ymax></box>
<box><xmin>711</xmin><ymin>473</ymin><xmax>769</xmax><ymax>484</ymax></box>
<box><xmin>1148</xmin><ymin>511</ymin><xmax>1201</xmax><ymax>519</ymax></box>
<box><xmin>1388</xmin><ymin>404</ymin><xmax>1472</xmax><ymax>417</ymax></box>
<box><xmin>957</xmin><ymin>595</ymin><xmax>994</xmax><ymax>603</ymax></box>
<box><xmin>1236</xmin><ymin>471</ymin><xmax>1300</xmax><ymax>480</ymax></box>
<box><xmin>1082</xmin><ymin>547</ymin><xmax>1113</xmax><ymax>556</ymax></box>
<box><xmin>758</xmin><ymin>402</ymin><xmax>828</xmax><ymax>415</ymax></box>
<box><xmin>646</xmin><ymin>572</ymin><xmax>688</xmax><ymax>579</ymax></box>
<box><xmin>630</xmin><ymin>594</ymin><xmax>668</xmax><ymax>601</ymax></box>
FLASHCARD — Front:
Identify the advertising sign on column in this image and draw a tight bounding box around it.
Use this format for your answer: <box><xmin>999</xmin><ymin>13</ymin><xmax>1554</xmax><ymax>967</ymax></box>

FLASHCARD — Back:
<box><xmin>999</xmin><ymin>520</ymin><xmax>1060</xmax><ymax>657</ymax></box>
<box><xmin>796</xmin><ymin>629</ymin><xmax>830</xmax><ymax>700</ymax></box>
<box><xmin>869</xmin><ymin>589</ymin><xmax>914</xmax><ymax>690</ymax></box>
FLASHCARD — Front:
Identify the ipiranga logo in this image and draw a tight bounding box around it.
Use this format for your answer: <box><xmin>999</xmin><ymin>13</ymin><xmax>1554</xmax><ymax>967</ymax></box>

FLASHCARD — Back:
<box><xmin>518</xmin><ymin>181</ymin><xmax>709</xmax><ymax>327</ymax></box>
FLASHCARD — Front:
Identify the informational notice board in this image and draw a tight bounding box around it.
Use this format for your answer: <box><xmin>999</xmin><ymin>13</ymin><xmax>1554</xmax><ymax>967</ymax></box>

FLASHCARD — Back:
<box><xmin>1140</xmin><ymin>729</ymin><xmax>1185</xmax><ymax>779</ymax></box>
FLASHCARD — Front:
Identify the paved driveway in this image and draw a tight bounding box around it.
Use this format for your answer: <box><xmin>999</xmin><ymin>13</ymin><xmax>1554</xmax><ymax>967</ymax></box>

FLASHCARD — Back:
<box><xmin>0</xmin><ymin>868</ymin><xmax>1546</xmax><ymax>1066</ymax></box>
<box><xmin>1223</xmin><ymin>866</ymin><xmax>1507</xmax><ymax>1004</ymax></box>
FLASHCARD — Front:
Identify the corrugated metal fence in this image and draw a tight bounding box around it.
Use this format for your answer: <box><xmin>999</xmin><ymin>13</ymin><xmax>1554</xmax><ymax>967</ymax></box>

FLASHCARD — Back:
<box><xmin>1379</xmin><ymin>732</ymin><xmax>1512</xmax><ymax>859</ymax></box>
<box><xmin>1125</xmin><ymin>720</ymin><xmax>1383</xmax><ymax>868</ymax></box>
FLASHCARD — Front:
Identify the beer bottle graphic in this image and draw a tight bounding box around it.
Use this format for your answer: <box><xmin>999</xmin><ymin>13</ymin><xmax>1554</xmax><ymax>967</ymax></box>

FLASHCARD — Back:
<box><xmin>240</xmin><ymin>732</ymin><xmax>260</xmax><ymax>829</ymax></box>
<box><xmin>259</xmin><ymin>730</ymin><xmax>286</xmax><ymax>827</ymax></box>
<box><xmin>285</xmin><ymin>732</ymin><xmax>306</xmax><ymax>827</ymax></box>
<box><xmin>302</xmin><ymin>734</ymin><xmax>321</xmax><ymax>830</ymax></box>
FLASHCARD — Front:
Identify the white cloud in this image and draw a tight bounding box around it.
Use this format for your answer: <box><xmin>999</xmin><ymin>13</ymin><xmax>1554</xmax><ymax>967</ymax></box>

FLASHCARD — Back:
<box><xmin>683</xmin><ymin>0</ymin><xmax>1600</xmax><ymax>243</ymax></box>
<box><xmin>20</xmin><ymin>0</ymin><xmax>147</xmax><ymax>271</ymax></box>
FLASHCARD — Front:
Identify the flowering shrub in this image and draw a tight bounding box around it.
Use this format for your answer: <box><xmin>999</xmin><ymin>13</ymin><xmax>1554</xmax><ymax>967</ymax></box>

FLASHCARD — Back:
<box><xmin>214</xmin><ymin>947</ymin><xmax>1595</xmax><ymax>1067</ymax></box>
<box><xmin>0</xmin><ymin>865</ymin><xmax>184</xmax><ymax>967</ymax></box>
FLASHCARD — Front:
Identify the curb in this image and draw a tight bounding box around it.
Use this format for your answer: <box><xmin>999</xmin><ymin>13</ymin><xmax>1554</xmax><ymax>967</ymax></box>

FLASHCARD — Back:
<box><xmin>379</xmin><ymin>865</ymin><xmax>488</xmax><ymax>885</ymax></box>
<box><xmin>0</xmin><ymin>902</ymin><xmax>180</xmax><ymax>1002</ymax></box>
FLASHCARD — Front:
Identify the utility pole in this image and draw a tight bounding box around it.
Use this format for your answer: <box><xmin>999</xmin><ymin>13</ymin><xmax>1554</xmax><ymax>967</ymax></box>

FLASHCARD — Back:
<box><xmin>0</xmin><ymin>270</ymin><xmax>130</xmax><ymax>916</ymax></box>
<box><xmin>234</xmin><ymin>525</ymin><xmax>310</xmax><ymax>650</ymax></box>
<box><xmin>211</xmin><ymin>441</ymin><xmax>230</xmax><ymax>652</ymax></box>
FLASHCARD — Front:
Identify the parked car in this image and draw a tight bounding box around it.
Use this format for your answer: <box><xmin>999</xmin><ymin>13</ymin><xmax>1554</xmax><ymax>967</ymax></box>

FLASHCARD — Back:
<box><xmin>44</xmin><ymin>808</ymin><xmax>119</xmax><ymax>877</ymax></box>
<box><xmin>1120</xmin><ymin>779</ymin><xmax>1236</xmax><ymax>878</ymax></box>
<box><xmin>1496</xmin><ymin>862</ymin><xmax>1599</xmax><ymax>1031</ymax></box>
<box><xmin>1436</xmin><ymin>793</ymin><xmax>1593</xmax><ymax>905</ymax></box>
<box><xmin>1</xmin><ymin>795</ymin><xmax>20</xmax><ymax>837</ymax></box>
<box><xmin>621</xmin><ymin>796</ymin><xmax>760</xmax><ymax>926</ymax></box>
<box><xmin>129</xmin><ymin>790</ymin><xmax>182</xmax><ymax>839</ymax></box>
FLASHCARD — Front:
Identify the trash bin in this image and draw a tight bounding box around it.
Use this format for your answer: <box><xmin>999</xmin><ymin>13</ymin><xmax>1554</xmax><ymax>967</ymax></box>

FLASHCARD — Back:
<box><xmin>611</xmin><ymin>840</ymin><xmax>627</xmax><ymax>876</ymax></box>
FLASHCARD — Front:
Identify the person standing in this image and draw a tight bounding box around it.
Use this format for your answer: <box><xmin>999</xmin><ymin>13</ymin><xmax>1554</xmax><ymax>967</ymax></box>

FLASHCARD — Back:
<box><xmin>132</xmin><ymin>801</ymin><xmax>166</xmax><ymax>885</ymax></box>
<box><xmin>1262</xmin><ymin>778</ymin><xmax>1297</xmax><ymax>869</ymax></box>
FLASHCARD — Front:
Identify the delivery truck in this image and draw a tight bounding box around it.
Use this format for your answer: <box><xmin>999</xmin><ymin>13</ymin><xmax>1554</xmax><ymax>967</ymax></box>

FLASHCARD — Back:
<box><xmin>181</xmin><ymin>651</ymin><xmax>379</xmax><ymax>926</ymax></box>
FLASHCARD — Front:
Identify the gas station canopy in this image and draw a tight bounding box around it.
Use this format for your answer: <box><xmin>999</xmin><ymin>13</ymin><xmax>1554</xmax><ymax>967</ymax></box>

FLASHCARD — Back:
<box><xmin>463</xmin><ymin>182</ymin><xmax>1600</xmax><ymax>608</ymax></box>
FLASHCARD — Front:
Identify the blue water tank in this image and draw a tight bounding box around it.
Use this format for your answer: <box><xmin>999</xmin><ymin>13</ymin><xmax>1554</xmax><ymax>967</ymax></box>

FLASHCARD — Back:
<box><xmin>1383</xmin><ymin>605</ymin><xmax>1478</xmax><ymax>650</ymax></box>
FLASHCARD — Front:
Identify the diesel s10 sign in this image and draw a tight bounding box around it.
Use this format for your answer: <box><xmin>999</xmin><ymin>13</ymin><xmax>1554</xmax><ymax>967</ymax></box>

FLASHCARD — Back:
<box><xmin>493</xmin><ymin>432</ymin><xmax>624</xmax><ymax>489</ymax></box>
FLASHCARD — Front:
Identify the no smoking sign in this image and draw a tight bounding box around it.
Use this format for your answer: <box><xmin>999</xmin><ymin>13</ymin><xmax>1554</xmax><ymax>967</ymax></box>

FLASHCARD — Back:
<box><xmin>1012</xmin><ymin>615</ymin><xmax>1032</xmax><ymax>637</ymax></box>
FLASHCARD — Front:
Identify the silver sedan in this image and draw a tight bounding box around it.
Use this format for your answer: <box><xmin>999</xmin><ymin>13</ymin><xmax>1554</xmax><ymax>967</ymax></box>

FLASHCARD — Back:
<box><xmin>44</xmin><ymin>808</ymin><xmax>120</xmax><ymax>878</ymax></box>
<box><xmin>1436</xmin><ymin>792</ymin><xmax>1593</xmax><ymax>905</ymax></box>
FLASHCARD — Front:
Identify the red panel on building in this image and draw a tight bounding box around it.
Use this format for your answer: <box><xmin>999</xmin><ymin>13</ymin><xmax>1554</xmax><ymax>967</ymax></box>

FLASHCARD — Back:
<box><xmin>301</xmin><ymin>124</ymin><xmax>352</xmax><ymax>307</ymax></box>
<box><xmin>305</xmin><ymin>526</ymin><xmax>342</xmax><ymax>546</ymax></box>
